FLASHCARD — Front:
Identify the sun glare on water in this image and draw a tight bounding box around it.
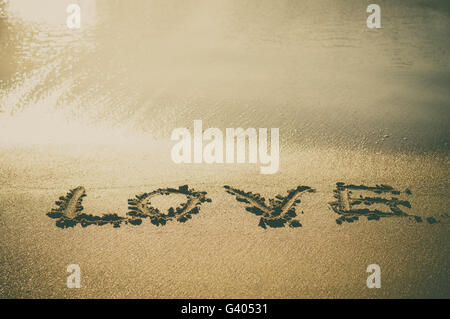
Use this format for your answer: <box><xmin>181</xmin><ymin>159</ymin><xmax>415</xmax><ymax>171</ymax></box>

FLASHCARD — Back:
<box><xmin>5</xmin><ymin>0</ymin><xmax>97</xmax><ymax>27</ymax></box>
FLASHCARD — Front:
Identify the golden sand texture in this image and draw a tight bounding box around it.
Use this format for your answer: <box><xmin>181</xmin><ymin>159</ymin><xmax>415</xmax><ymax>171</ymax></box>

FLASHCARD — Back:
<box><xmin>0</xmin><ymin>0</ymin><xmax>449</xmax><ymax>298</ymax></box>
<box><xmin>0</xmin><ymin>145</ymin><xmax>448</xmax><ymax>298</ymax></box>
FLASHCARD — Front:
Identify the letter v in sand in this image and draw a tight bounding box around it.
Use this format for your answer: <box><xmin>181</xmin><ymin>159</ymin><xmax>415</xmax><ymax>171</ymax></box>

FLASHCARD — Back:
<box><xmin>224</xmin><ymin>185</ymin><xmax>315</xmax><ymax>229</ymax></box>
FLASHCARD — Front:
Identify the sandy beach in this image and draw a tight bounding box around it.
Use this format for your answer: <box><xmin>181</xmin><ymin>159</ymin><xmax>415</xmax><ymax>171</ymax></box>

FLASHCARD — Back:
<box><xmin>0</xmin><ymin>0</ymin><xmax>449</xmax><ymax>298</ymax></box>
<box><xmin>0</xmin><ymin>144</ymin><xmax>448</xmax><ymax>298</ymax></box>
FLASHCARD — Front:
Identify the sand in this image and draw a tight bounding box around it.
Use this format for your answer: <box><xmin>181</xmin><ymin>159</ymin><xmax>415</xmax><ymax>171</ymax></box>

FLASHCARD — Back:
<box><xmin>0</xmin><ymin>0</ymin><xmax>449</xmax><ymax>298</ymax></box>
<box><xmin>0</xmin><ymin>144</ymin><xmax>448</xmax><ymax>298</ymax></box>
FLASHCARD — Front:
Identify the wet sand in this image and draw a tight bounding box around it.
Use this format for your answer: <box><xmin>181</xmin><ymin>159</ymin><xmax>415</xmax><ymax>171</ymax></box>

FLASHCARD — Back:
<box><xmin>0</xmin><ymin>0</ymin><xmax>449</xmax><ymax>298</ymax></box>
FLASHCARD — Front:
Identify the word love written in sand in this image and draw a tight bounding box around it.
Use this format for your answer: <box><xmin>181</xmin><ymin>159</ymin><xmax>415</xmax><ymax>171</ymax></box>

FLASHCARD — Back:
<box><xmin>47</xmin><ymin>183</ymin><xmax>448</xmax><ymax>229</ymax></box>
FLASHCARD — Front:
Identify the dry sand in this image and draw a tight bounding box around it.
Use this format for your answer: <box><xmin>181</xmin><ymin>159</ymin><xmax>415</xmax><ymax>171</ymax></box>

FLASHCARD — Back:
<box><xmin>0</xmin><ymin>144</ymin><xmax>448</xmax><ymax>298</ymax></box>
